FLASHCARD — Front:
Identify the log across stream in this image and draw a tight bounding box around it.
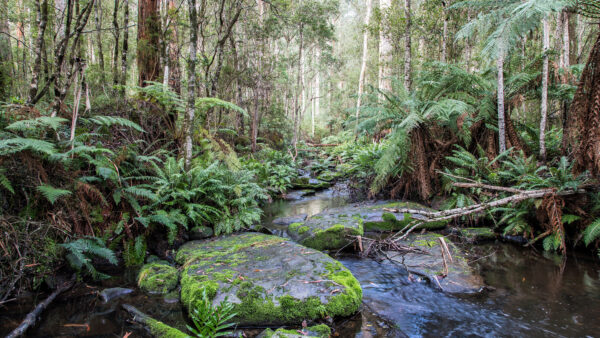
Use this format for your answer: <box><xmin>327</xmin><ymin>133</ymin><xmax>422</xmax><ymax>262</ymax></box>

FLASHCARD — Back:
<box><xmin>1</xmin><ymin>186</ymin><xmax>599</xmax><ymax>337</ymax></box>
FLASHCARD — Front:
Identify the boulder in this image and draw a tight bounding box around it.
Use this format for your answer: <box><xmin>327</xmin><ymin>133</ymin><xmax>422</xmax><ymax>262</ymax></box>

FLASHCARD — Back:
<box><xmin>272</xmin><ymin>214</ymin><xmax>308</xmax><ymax>227</ymax></box>
<box><xmin>137</xmin><ymin>262</ymin><xmax>179</xmax><ymax>295</ymax></box>
<box><xmin>287</xmin><ymin>211</ymin><xmax>364</xmax><ymax>251</ymax></box>
<box><xmin>291</xmin><ymin>177</ymin><xmax>331</xmax><ymax>190</ymax></box>
<box><xmin>449</xmin><ymin>227</ymin><xmax>496</xmax><ymax>243</ymax></box>
<box><xmin>388</xmin><ymin>233</ymin><xmax>485</xmax><ymax>294</ymax></box>
<box><xmin>189</xmin><ymin>226</ymin><xmax>214</xmax><ymax>240</ymax></box>
<box><xmin>176</xmin><ymin>233</ymin><xmax>362</xmax><ymax>326</ymax></box>
<box><xmin>257</xmin><ymin>324</ymin><xmax>331</xmax><ymax>338</ymax></box>
<box><xmin>99</xmin><ymin>287</ymin><xmax>134</xmax><ymax>303</ymax></box>
<box><xmin>316</xmin><ymin>171</ymin><xmax>343</xmax><ymax>182</ymax></box>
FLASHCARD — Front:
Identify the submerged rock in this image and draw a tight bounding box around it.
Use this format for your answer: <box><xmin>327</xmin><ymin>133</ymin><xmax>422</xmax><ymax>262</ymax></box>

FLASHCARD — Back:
<box><xmin>137</xmin><ymin>262</ymin><xmax>180</xmax><ymax>295</ymax></box>
<box><xmin>257</xmin><ymin>324</ymin><xmax>331</xmax><ymax>338</ymax></box>
<box><xmin>449</xmin><ymin>227</ymin><xmax>496</xmax><ymax>243</ymax></box>
<box><xmin>388</xmin><ymin>233</ymin><xmax>485</xmax><ymax>294</ymax></box>
<box><xmin>176</xmin><ymin>233</ymin><xmax>362</xmax><ymax>326</ymax></box>
<box><xmin>291</xmin><ymin>177</ymin><xmax>331</xmax><ymax>190</ymax></box>
<box><xmin>360</xmin><ymin>201</ymin><xmax>448</xmax><ymax>232</ymax></box>
<box><xmin>272</xmin><ymin>214</ymin><xmax>308</xmax><ymax>227</ymax></box>
<box><xmin>99</xmin><ymin>287</ymin><xmax>134</xmax><ymax>303</ymax></box>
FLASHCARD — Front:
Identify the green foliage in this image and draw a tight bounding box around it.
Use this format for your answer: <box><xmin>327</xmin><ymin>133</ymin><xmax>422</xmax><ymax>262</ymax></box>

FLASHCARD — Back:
<box><xmin>243</xmin><ymin>148</ymin><xmax>298</xmax><ymax>194</ymax></box>
<box><xmin>583</xmin><ymin>218</ymin><xmax>600</xmax><ymax>247</ymax></box>
<box><xmin>60</xmin><ymin>237</ymin><xmax>117</xmax><ymax>280</ymax></box>
<box><xmin>124</xmin><ymin>236</ymin><xmax>147</xmax><ymax>267</ymax></box>
<box><xmin>187</xmin><ymin>289</ymin><xmax>237</xmax><ymax>338</ymax></box>
<box><xmin>37</xmin><ymin>184</ymin><xmax>72</xmax><ymax>205</ymax></box>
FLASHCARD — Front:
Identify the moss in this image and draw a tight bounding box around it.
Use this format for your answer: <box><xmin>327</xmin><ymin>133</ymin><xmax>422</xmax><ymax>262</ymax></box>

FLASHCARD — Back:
<box><xmin>137</xmin><ymin>263</ymin><xmax>179</xmax><ymax>294</ymax></box>
<box><xmin>413</xmin><ymin>233</ymin><xmax>443</xmax><ymax>247</ymax></box>
<box><xmin>297</xmin><ymin>226</ymin><xmax>310</xmax><ymax>234</ymax></box>
<box><xmin>323</xmin><ymin>261</ymin><xmax>362</xmax><ymax>317</ymax></box>
<box><xmin>261</xmin><ymin>325</ymin><xmax>331</xmax><ymax>338</ymax></box>
<box><xmin>301</xmin><ymin>224</ymin><xmax>362</xmax><ymax>251</ymax></box>
<box><xmin>459</xmin><ymin>227</ymin><xmax>496</xmax><ymax>241</ymax></box>
<box><xmin>308</xmin><ymin>324</ymin><xmax>332</xmax><ymax>337</ymax></box>
<box><xmin>288</xmin><ymin>222</ymin><xmax>304</xmax><ymax>232</ymax></box>
<box><xmin>146</xmin><ymin>317</ymin><xmax>188</xmax><ymax>338</ymax></box>
<box><xmin>364</xmin><ymin>213</ymin><xmax>448</xmax><ymax>232</ymax></box>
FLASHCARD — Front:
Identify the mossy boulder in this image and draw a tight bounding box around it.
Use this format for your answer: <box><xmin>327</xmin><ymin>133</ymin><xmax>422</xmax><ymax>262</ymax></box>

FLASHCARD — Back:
<box><xmin>137</xmin><ymin>263</ymin><xmax>179</xmax><ymax>295</ymax></box>
<box><xmin>273</xmin><ymin>214</ymin><xmax>308</xmax><ymax>227</ymax></box>
<box><xmin>450</xmin><ymin>227</ymin><xmax>496</xmax><ymax>243</ymax></box>
<box><xmin>176</xmin><ymin>233</ymin><xmax>362</xmax><ymax>326</ymax></box>
<box><xmin>362</xmin><ymin>201</ymin><xmax>448</xmax><ymax>232</ymax></box>
<box><xmin>316</xmin><ymin>171</ymin><xmax>343</xmax><ymax>182</ymax></box>
<box><xmin>286</xmin><ymin>210</ymin><xmax>364</xmax><ymax>251</ymax></box>
<box><xmin>291</xmin><ymin>177</ymin><xmax>331</xmax><ymax>190</ymax></box>
<box><xmin>257</xmin><ymin>324</ymin><xmax>331</xmax><ymax>338</ymax></box>
<box><xmin>189</xmin><ymin>226</ymin><xmax>214</xmax><ymax>240</ymax></box>
<box><xmin>388</xmin><ymin>234</ymin><xmax>485</xmax><ymax>294</ymax></box>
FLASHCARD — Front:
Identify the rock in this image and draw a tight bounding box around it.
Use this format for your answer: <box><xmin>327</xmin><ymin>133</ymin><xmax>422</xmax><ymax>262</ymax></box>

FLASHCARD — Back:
<box><xmin>99</xmin><ymin>287</ymin><xmax>134</xmax><ymax>303</ymax></box>
<box><xmin>189</xmin><ymin>226</ymin><xmax>214</xmax><ymax>240</ymax></box>
<box><xmin>137</xmin><ymin>262</ymin><xmax>180</xmax><ymax>294</ymax></box>
<box><xmin>316</xmin><ymin>171</ymin><xmax>343</xmax><ymax>182</ymax></box>
<box><xmin>449</xmin><ymin>227</ymin><xmax>496</xmax><ymax>243</ymax></box>
<box><xmin>272</xmin><ymin>214</ymin><xmax>308</xmax><ymax>227</ymax></box>
<box><xmin>291</xmin><ymin>177</ymin><xmax>331</xmax><ymax>190</ymax></box>
<box><xmin>257</xmin><ymin>324</ymin><xmax>331</xmax><ymax>338</ymax></box>
<box><xmin>388</xmin><ymin>233</ymin><xmax>485</xmax><ymax>294</ymax></box>
<box><xmin>176</xmin><ymin>233</ymin><xmax>362</xmax><ymax>326</ymax></box>
<box><xmin>287</xmin><ymin>211</ymin><xmax>364</xmax><ymax>251</ymax></box>
<box><xmin>360</xmin><ymin>201</ymin><xmax>448</xmax><ymax>232</ymax></box>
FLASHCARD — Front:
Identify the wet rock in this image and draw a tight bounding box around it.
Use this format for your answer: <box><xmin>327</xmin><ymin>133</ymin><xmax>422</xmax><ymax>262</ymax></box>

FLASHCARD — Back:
<box><xmin>99</xmin><ymin>287</ymin><xmax>134</xmax><ymax>303</ymax></box>
<box><xmin>388</xmin><ymin>233</ymin><xmax>485</xmax><ymax>294</ymax></box>
<box><xmin>137</xmin><ymin>262</ymin><xmax>179</xmax><ymax>294</ymax></box>
<box><xmin>316</xmin><ymin>171</ymin><xmax>343</xmax><ymax>182</ymax></box>
<box><xmin>272</xmin><ymin>214</ymin><xmax>308</xmax><ymax>227</ymax></box>
<box><xmin>257</xmin><ymin>324</ymin><xmax>331</xmax><ymax>338</ymax></box>
<box><xmin>449</xmin><ymin>227</ymin><xmax>496</xmax><ymax>243</ymax></box>
<box><xmin>360</xmin><ymin>201</ymin><xmax>448</xmax><ymax>232</ymax></box>
<box><xmin>291</xmin><ymin>177</ymin><xmax>331</xmax><ymax>190</ymax></box>
<box><xmin>189</xmin><ymin>226</ymin><xmax>214</xmax><ymax>240</ymax></box>
<box><xmin>176</xmin><ymin>233</ymin><xmax>362</xmax><ymax>326</ymax></box>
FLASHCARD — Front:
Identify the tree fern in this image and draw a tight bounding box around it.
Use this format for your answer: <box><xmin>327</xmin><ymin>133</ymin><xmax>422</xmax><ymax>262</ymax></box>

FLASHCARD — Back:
<box><xmin>37</xmin><ymin>184</ymin><xmax>72</xmax><ymax>205</ymax></box>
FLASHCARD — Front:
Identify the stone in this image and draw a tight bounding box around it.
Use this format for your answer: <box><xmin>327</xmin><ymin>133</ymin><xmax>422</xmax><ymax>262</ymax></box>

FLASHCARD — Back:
<box><xmin>176</xmin><ymin>233</ymin><xmax>362</xmax><ymax>326</ymax></box>
<box><xmin>137</xmin><ymin>262</ymin><xmax>179</xmax><ymax>295</ymax></box>
<box><xmin>291</xmin><ymin>177</ymin><xmax>331</xmax><ymax>190</ymax></box>
<box><xmin>272</xmin><ymin>214</ymin><xmax>308</xmax><ymax>227</ymax></box>
<box><xmin>189</xmin><ymin>226</ymin><xmax>214</xmax><ymax>240</ymax></box>
<box><xmin>450</xmin><ymin>227</ymin><xmax>496</xmax><ymax>243</ymax></box>
<box><xmin>388</xmin><ymin>233</ymin><xmax>485</xmax><ymax>294</ymax></box>
<box><xmin>257</xmin><ymin>324</ymin><xmax>331</xmax><ymax>338</ymax></box>
<box><xmin>99</xmin><ymin>287</ymin><xmax>134</xmax><ymax>303</ymax></box>
<box><xmin>316</xmin><ymin>171</ymin><xmax>343</xmax><ymax>182</ymax></box>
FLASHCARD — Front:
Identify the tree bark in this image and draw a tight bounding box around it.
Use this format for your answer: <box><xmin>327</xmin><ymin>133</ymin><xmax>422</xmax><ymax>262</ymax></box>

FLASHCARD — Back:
<box><xmin>120</xmin><ymin>0</ymin><xmax>129</xmax><ymax>90</ymax></box>
<box><xmin>378</xmin><ymin>0</ymin><xmax>392</xmax><ymax>93</ymax></box>
<box><xmin>356</xmin><ymin>0</ymin><xmax>372</xmax><ymax>130</ymax></box>
<box><xmin>27</xmin><ymin>0</ymin><xmax>47</xmax><ymax>105</ymax></box>
<box><xmin>441</xmin><ymin>1</ymin><xmax>448</xmax><ymax>63</ymax></box>
<box><xmin>540</xmin><ymin>17</ymin><xmax>550</xmax><ymax>161</ymax></box>
<box><xmin>403</xmin><ymin>0</ymin><xmax>412</xmax><ymax>90</ymax></box>
<box><xmin>94</xmin><ymin>1</ymin><xmax>105</xmax><ymax>84</ymax></box>
<box><xmin>292</xmin><ymin>25</ymin><xmax>303</xmax><ymax>150</ymax></box>
<box><xmin>112</xmin><ymin>0</ymin><xmax>120</xmax><ymax>86</ymax></box>
<box><xmin>184</xmin><ymin>0</ymin><xmax>198</xmax><ymax>170</ymax></box>
<box><xmin>137</xmin><ymin>0</ymin><xmax>162</xmax><ymax>86</ymax></box>
<box><xmin>313</xmin><ymin>48</ymin><xmax>320</xmax><ymax>138</ymax></box>
<box><xmin>497</xmin><ymin>52</ymin><xmax>506</xmax><ymax>153</ymax></box>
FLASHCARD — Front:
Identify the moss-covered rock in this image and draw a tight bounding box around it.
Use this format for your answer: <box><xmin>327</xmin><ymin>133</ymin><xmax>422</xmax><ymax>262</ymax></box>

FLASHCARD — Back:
<box><xmin>388</xmin><ymin>234</ymin><xmax>485</xmax><ymax>294</ymax></box>
<box><xmin>146</xmin><ymin>317</ymin><xmax>189</xmax><ymax>338</ymax></box>
<box><xmin>287</xmin><ymin>211</ymin><xmax>364</xmax><ymax>251</ymax></box>
<box><xmin>272</xmin><ymin>214</ymin><xmax>308</xmax><ymax>227</ymax></box>
<box><xmin>257</xmin><ymin>324</ymin><xmax>331</xmax><ymax>338</ymax></box>
<box><xmin>451</xmin><ymin>227</ymin><xmax>496</xmax><ymax>243</ymax></box>
<box><xmin>316</xmin><ymin>171</ymin><xmax>343</xmax><ymax>182</ymax></box>
<box><xmin>291</xmin><ymin>177</ymin><xmax>331</xmax><ymax>190</ymax></box>
<box><xmin>189</xmin><ymin>225</ymin><xmax>214</xmax><ymax>240</ymax></box>
<box><xmin>137</xmin><ymin>263</ymin><xmax>179</xmax><ymax>295</ymax></box>
<box><xmin>176</xmin><ymin>233</ymin><xmax>362</xmax><ymax>326</ymax></box>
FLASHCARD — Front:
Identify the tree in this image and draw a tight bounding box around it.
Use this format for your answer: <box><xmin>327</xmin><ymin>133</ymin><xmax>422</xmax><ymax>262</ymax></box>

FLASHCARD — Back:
<box><xmin>539</xmin><ymin>16</ymin><xmax>550</xmax><ymax>161</ymax></box>
<box><xmin>403</xmin><ymin>0</ymin><xmax>412</xmax><ymax>90</ymax></box>
<box><xmin>138</xmin><ymin>0</ymin><xmax>162</xmax><ymax>86</ymax></box>
<box><xmin>184</xmin><ymin>0</ymin><xmax>198</xmax><ymax>170</ymax></box>
<box><xmin>355</xmin><ymin>0</ymin><xmax>372</xmax><ymax>130</ymax></box>
<box><xmin>378</xmin><ymin>0</ymin><xmax>392</xmax><ymax>92</ymax></box>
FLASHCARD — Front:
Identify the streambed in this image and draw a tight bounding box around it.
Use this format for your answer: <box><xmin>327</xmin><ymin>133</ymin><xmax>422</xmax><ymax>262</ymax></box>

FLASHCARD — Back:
<box><xmin>1</xmin><ymin>186</ymin><xmax>599</xmax><ymax>337</ymax></box>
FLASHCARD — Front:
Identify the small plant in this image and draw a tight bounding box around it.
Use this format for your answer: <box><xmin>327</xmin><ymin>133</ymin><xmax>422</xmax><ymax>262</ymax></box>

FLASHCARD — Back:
<box><xmin>187</xmin><ymin>289</ymin><xmax>237</xmax><ymax>338</ymax></box>
<box><xmin>60</xmin><ymin>237</ymin><xmax>117</xmax><ymax>280</ymax></box>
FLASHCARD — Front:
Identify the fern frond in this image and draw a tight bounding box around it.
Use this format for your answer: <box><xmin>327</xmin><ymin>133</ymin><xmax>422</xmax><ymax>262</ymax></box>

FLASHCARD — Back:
<box><xmin>583</xmin><ymin>218</ymin><xmax>600</xmax><ymax>246</ymax></box>
<box><xmin>86</xmin><ymin>116</ymin><xmax>145</xmax><ymax>133</ymax></box>
<box><xmin>37</xmin><ymin>184</ymin><xmax>72</xmax><ymax>204</ymax></box>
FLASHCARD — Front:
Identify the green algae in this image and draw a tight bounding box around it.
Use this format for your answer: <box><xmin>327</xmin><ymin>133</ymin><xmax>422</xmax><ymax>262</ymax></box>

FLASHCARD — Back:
<box><xmin>137</xmin><ymin>263</ymin><xmax>179</xmax><ymax>294</ymax></box>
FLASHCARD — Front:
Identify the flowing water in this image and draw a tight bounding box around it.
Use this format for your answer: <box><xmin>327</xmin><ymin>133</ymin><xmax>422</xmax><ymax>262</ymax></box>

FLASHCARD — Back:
<box><xmin>2</xmin><ymin>186</ymin><xmax>600</xmax><ymax>337</ymax></box>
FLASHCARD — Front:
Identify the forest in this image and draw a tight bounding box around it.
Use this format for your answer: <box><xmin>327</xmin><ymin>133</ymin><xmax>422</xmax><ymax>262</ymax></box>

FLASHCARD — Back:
<box><xmin>1</xmin><ymin>0</ymin><xmax>600</xmax><ymax>337</ymax></box>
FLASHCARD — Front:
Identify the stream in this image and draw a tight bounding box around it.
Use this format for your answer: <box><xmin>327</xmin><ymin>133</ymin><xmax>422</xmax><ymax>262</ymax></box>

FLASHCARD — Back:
<box><xmin>1</xmin><ymin>186</ymin><xmax>599</xmax><ymax>337</ymax></box>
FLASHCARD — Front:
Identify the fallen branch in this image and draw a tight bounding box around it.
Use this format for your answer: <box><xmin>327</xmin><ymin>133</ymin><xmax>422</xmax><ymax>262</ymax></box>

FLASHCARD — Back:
<box><xmin>306</xmin><ymin>143</ymin><xmax>340</xmax><ymax>147</ymax></box>
<box><xmin>6</xmin><ymin>277</ymin><xmax>75</xmax><ymax>338</ymax></box>
<box><xmin>122</xmin><ymin>304</ymin><xmax>188</xmax><ymax>337</ymax></box>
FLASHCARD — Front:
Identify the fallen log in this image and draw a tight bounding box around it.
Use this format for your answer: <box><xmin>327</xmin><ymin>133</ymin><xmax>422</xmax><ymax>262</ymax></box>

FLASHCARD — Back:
<box><xmin>306</xmin><ymin>143</ymin><xmax>340</xmax><ymax>147</ymax></box>
<box><xmin>122</xmin><ymin>304</ymin><xmax>188</xmax><ymax>337</ymax></box>
<box><xmin>6</xmin><ymin>277</ymin><xmax>75</xmax><ymax>338</ymax></box>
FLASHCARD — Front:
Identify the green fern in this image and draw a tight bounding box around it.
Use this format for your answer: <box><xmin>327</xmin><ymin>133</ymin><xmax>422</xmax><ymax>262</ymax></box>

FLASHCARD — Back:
<box><xmin>6</xmin><ymin>116</ymin><xmax>69</xmax><ymax>132</ymax></box>
<box><xmin>583</xmin><ymin>218</ymin><xmax>600</xmax><ymax>247</ymax></box>
<box><xmin>37</xmin><ymin>184</ymin><xmax>72</xmax><ymax>205</ymax></box>
<box><xmin>61</xmin><ymin>237</ymin><xmax>117</xmax><ymax>280</ymax></box>
<box><xmin>0</xmin><ymin>170</ymin><xmax>13</xmax><ymax>194</ymax></box>
<box><xmin>187</xmin><ymin>289</ymin><xmax>237</xmax><ymax>338</ymax></box>
<box><xmin>85</xmin><ymin>116</ymin><xmax>145</xmax><ymax>133</ymax></box>
<box><xmin>0</xmin><ymin>137</ymin><xmax>56</xmax><ymax>155</ymax></box>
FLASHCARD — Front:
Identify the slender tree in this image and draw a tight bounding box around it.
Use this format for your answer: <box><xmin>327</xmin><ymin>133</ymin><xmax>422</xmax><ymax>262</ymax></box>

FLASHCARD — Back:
<box><xmin>138</xmin><ymin>0</ymin><xmax>162</xmax><ymax>86</ymax></box>
<box><xmin>540</xmin><ymin>17</ymin><xmax>550</xmax><ymax>161</ymax></box>
<box><xmin>378</xmin><ymin>0</ymin><xmax>392</xmax><ymax>92</ymax></box>
<box><xmin>403</xmin><ymin>0</ymin><xmax>412</xmax><ymax>90</ymax></box>
<box><xmin>355</xmin><ymin>0</ymin><xmax>372</xmax><ymax>129</ymax></box>
<box><xmin>184</xmin><ymin>0</ymin><xmax>198</xmax><ymax>170</ymax></box>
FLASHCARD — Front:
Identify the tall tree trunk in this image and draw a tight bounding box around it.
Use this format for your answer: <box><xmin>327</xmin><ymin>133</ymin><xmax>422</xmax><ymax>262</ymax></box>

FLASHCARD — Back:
<box><xmin>292</xmin><ymin>25</ymin><xmax>303</xmax><ymax>150</ymax></box>
<box><xmin>166</xmin><ymin>0</ymin><xmax>180</xmax><ymax>93</ymax></box>
<box><xmin>355</xmin><ymin>0</ymin><xmax>372</xmax><ymax>130</ymax></box>
<box><xmin>137</xmin><ymin>0</ymin><xmax>161</xmax><ymax>86</ymax></box>
<box><xmin>184</xmin><ymin>0</ymin><xmax>198</xmax><ymax>170</ymax></box>
<box><xmin>120</xmin><ymin>0</ymin><xmax>129</xmax><ymax>91</ymax></box>
<box><xmin>560</xmin><ymin>10</ymin><xmax>570</xmax><ymax>153</ymax></box>
<box><xmin>378</xmin><ymin>0</ymin><xmax>392</xmax><ymax>93</ymax></box>
<box><xmin>441</xmin><ymin>1</ymin><xmax>448</xmax><ymax>63</ymax></box>
<box><xmin>27</xmin><ymin>0</ymin><xmax>47</xmax><ymax>104</ymax></box>
<box><xmin>566</xmin><ymin>32</ymin><xmax>600</xmax><ymax>176</ymax></box>
<box><xmin>540</xmin><ymin>17</ymin><xmax>550</xmax><ymax>161</ymax></box>
<box><xmin>465</xmin><ymin>10</ymin><xmax>472</xmax><ymax>72</ymax></box>
<box><xmin>0</xmin><ymin>6</ymin><xmax>13</xmax><ymax>100</ymax></box>
<box><xmin>497</xmin><ymin>52</ymin><xmax>506</xmax><ymax>153</ymax></box>
<box><xmin>112</xmin><ymin>0</ymin><xmax>120</xmax><ymax>85</ymax></box>
<box><xmin>403</xmin><ymin>0</ymin><xmax>412</xmax><ymax>90</ymax></box>
<box><xmin>314</xmin><ymin>49</ymin><xmax>320</xmax><ymax>138</ymax></box>
<box><xmin>94</xmin><ymin>1</ymin><xmax>105</xmax><ymax>84</ymax></box>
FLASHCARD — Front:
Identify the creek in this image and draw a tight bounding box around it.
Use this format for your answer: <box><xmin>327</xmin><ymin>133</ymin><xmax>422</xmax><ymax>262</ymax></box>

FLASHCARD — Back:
<box><xmin>1</xmin><ymin>186</ymin><xmax>599</xmax><ymax>337</ymax></box>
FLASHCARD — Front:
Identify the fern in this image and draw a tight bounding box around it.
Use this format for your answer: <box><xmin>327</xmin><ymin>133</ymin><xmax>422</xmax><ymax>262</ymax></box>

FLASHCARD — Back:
<box><xmin>6</xmin><ymin>116</ymin><xmax>69</xmax><ymax>132</ymax></box>
<box><xmin>37</xmin><ymin>184</ymin><xmax>72</xmax><ymax>205</ymax></box>
<box><xmin>85</xmin><ymin>116</ymin><xmax>145</xmax><ymax>133</ymax></box>
<box><xmin>0</xmin><ymin>137</ymin><xmax>56</xmax><ymax>155</ymax></box>
<box><xmin>583</xmin><ymin>218</ymin><xmax>600</xmax><ymax>246</ymax></box>
<box><xmin>0</xmin><ymin>170</ymin><xmax>13</xmax><ymax>194</ymax></box>
<box><xmin>61</xmin><ymin>237</ymin><xmax>117</xmax><ymax>280</ymax></box>
<box><xmin>187</xmin><ymin>289</ymin><xmax>237</xmax><ymax>338</ymax></box>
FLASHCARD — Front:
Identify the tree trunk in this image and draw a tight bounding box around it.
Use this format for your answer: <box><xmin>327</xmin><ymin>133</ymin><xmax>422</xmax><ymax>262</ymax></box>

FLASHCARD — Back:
<box><xmin>166</xmin><ymin>0</ymin><xmax>180</xmax><ymax>93</ymax></box>
<box><xmin>94</xmin><ymin>1</ymin><xmax>105</xmax><ymax>84</ymax></box>
<box><xmin>540</xmin><ymin>17</ymin><xmax>550</xmax><ymax>161</ymax></box>
<box><xmin>403</xmin><ymin>0</ymin><xmax>412</xmax><ymax>90</ymax></box>
<box><xmin>27</xmin><ymin>0</ymin><xmax>47</xmax><ymax>104</ymax></box>
<box><xmin>313</xmin><ymin>48</ymin><xmax>320</xmax><ymax>138</ymax></box>
<box><xmin>0</xmin><ymin>5</ymin><xmax>13</xmax><ymax>100</ymax></box>
<box><xmin>112</xmin><ymin>0</ymin><xmax>120</xmax><ymax>86</ymax></box>
<box><xmin>120</xmin><ymin>0</ymin><xmax>129</xmax><ymax>91</ymax></box>
<box><xmin>184</xmin><ymin>0</ymin><xmax>198</xmax><ymax>170</ymax></box>
<box><xmin>497</xmin><ymin>52</ymin><xmax>506</xmax><ymax>153</ymax></box>
<box><xmin>292</xmin><ymin>25</ymin><xmax>303</xmax><ymax>150</ymax></box>
<box><xmin>566</xmin><ymin>32</ymin><xmax>600</xmax><ymax>176</ymax></box>
<box><xmin>560</xmin><ymin>10</ymin><xmax>571</xmax><ymax>153</ymax></box>
<box><xmin>137</xmin><ymin>0</ymin><xmax>162</xmax><ymax>86</ymax></box>
<box><xmin>441</xmin><ymin>2</ymin><xmax>448</xmax><ymax>63</ymax></box>
<box><xmin>356</xmin><ymin>0</ymin><xmax>372</xmax><ymax>130</ymax></box>
<box><xmin>378</xmin><ymin>0</ymin><xmax>392</xmax><ymax>93</ymax></box>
